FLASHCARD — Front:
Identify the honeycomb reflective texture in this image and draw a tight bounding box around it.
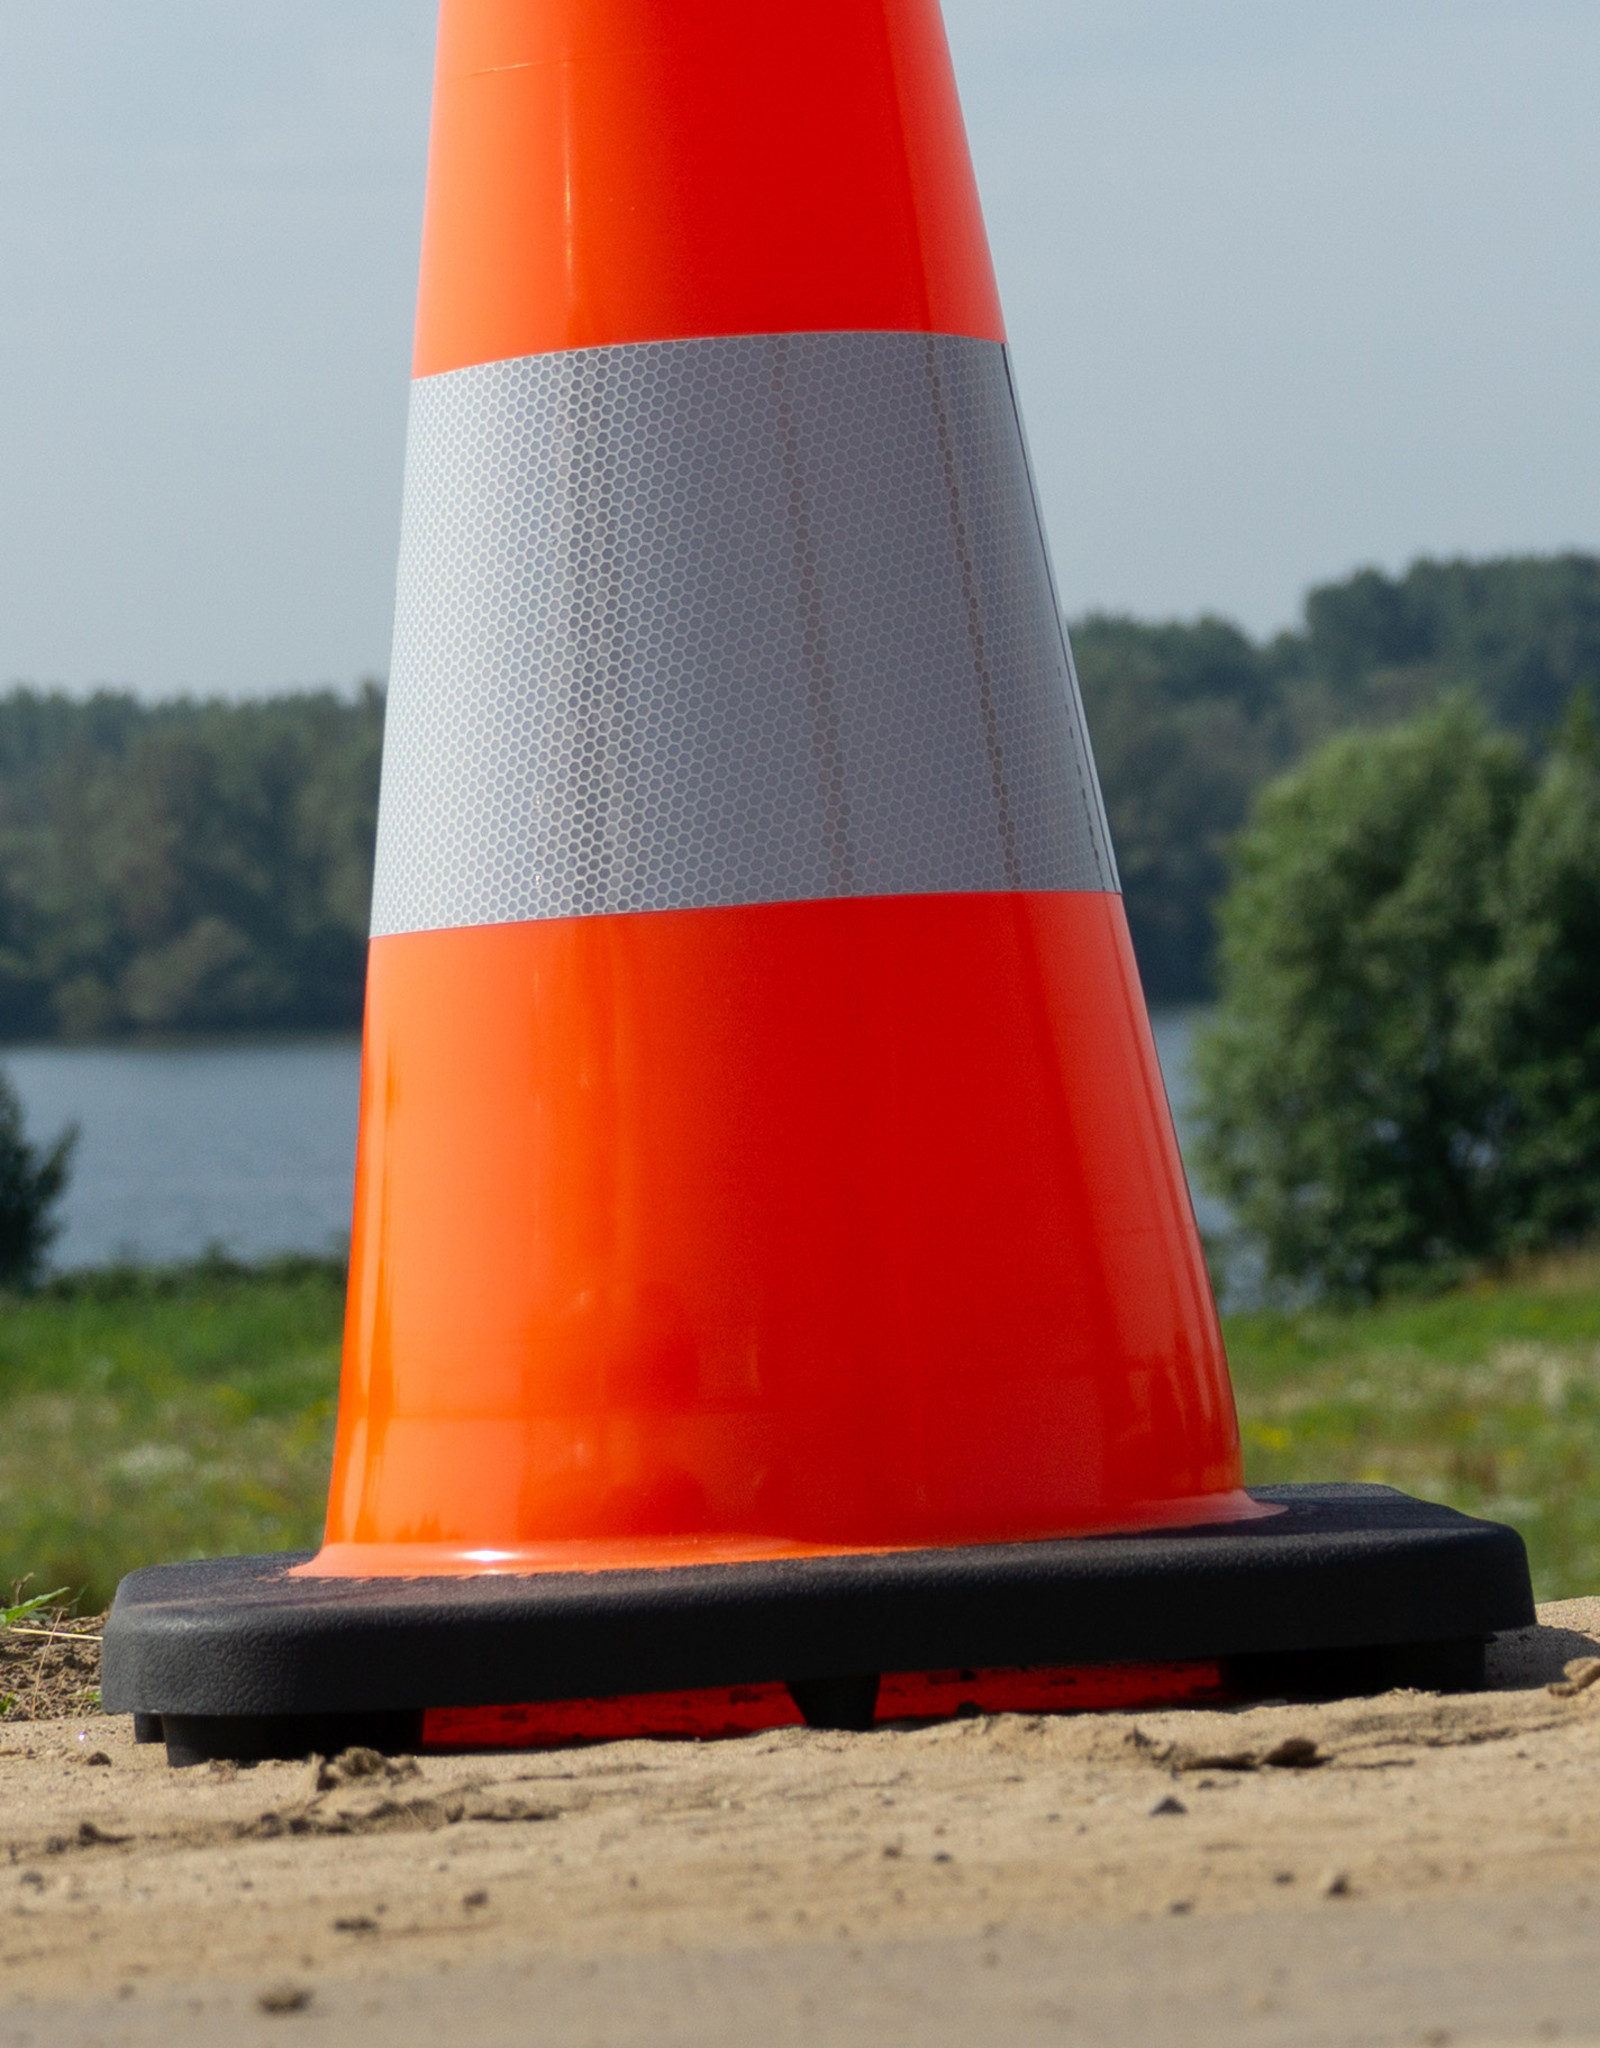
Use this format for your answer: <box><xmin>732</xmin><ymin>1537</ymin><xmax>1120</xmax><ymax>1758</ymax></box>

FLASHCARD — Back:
<box><xmin>371</xmin><ymin>331</ymin><xmax>1116</xmax><ymax>937</ymax></box>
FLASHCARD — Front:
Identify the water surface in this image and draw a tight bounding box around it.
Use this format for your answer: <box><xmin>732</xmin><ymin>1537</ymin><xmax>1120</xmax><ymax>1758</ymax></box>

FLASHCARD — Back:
<box><xmin>6</xmin><ymin>1038</ymin><xmax>362</xmax><ymax>1270</ymax></box>
<box><xmin>3</xmin><ymin>1009</ymin><xmax>1213</xmax><ymax>1273</ymax></box>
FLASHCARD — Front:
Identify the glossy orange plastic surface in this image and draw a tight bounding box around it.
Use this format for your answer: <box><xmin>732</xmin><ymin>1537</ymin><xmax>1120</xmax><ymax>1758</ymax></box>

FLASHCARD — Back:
<box><xmin>306</xmin><ymin>892</ymin><xmax>1247</xmax><ymax>1575</ymax></box>
<box><xmin>414</xmin><ymin>0</ymin><xmax>1005</xmax><ymax>376</ymax></box>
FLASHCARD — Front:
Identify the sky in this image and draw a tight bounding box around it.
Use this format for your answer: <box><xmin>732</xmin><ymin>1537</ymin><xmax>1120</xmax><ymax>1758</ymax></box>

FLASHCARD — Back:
<box><xmin>0</xmin><ymin>0</ymin><xmax>1595</xmax><ymax>697</ymax></box>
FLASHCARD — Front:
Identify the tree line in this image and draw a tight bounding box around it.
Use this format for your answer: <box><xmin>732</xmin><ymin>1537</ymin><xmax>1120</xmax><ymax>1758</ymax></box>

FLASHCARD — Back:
<box><xmin>0</xmin><ymin>551</ymin><xmax>1594</xmax><ymax>1041</ymax></box>
<box><xmin>1080</xmin><ymin>550</ymin><xmax>1600</xmax><ymax>998</ymax></box>
<box><xmin>0</xmin><ymin>685</ymin><xmax>382</xmax><ymax>1040</ymax></box>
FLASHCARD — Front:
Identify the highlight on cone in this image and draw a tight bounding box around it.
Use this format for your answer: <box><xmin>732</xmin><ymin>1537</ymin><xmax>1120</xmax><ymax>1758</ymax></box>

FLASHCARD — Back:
<box><xmin>100</xmin><ymin>0</ymin><xmax>1536</xmax><ymax>1765</ymax></box>
<box><xmin>306</xmin><ymin>0</ymin><xmax>1253</xmax><ymax>1576</ymax></box>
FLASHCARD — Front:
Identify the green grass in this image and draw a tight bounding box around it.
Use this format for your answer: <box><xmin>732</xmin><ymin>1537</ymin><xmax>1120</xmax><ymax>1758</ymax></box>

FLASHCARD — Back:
<box><xmin>1229</xmin><ymin>1246</ymin><xmax>1600</xmax><ymax>1600</ymax></box>
<box><xmin>0</xmin><ymin>1255</ymin><xmax>344</xmax><ymax>1612</ymax></box>
<box><xmin>4</xmin><ymin>1248</ymin><xmax>1600</xmax><ymax>1614</ymax></box>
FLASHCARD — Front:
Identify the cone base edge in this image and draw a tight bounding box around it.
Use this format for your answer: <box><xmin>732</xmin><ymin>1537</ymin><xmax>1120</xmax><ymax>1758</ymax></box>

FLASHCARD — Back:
<box><xmin>102</xmin><ymin>1485</ymin><xmax>1534</xmax><ymax>1754</ymax></box>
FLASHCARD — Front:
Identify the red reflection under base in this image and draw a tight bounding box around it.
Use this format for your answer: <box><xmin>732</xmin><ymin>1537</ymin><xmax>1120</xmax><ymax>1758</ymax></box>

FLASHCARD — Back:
<box><xmin>421</xmin><ymin>1661</ymin><xmax>1225</xmax><ymax>1751</ymax></box>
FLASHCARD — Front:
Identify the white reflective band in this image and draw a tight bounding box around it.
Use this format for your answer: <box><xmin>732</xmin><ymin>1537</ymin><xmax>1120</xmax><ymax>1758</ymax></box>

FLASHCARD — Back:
<box><xmin>371</xmin><ymin>331</ymin><xmax>1116</xmax><ymax>938</ymax></box>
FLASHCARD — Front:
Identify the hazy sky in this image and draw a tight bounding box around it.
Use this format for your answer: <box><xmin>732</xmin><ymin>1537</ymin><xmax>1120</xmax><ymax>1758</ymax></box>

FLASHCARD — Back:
<box><xmin>0</xmin><ymin>0</ymin><xmax>1595</xmax><ymax>696</ymax></box>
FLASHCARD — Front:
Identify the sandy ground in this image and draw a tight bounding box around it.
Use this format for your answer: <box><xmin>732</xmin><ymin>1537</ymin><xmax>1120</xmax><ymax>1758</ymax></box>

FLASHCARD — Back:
<box><xmin>5</xmin><ymin>1602</ymin><xmax>1600</xmax><ymax>2046</ymax></box>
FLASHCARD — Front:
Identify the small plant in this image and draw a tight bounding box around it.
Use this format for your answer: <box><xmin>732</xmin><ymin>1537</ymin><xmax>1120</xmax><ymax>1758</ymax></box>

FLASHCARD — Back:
<box><xmin>0</xmin><ymin>1068</ymin><xmax>75</xmax><ymax>1289</ymax></box>
<box><xmin>2</xmin><ymin>1583</ymin><xmax>72</xmax><ymax>1629</ymax></box>
<box><xmin>0</xmin><ymin>1579</ymin><xmax>101</xmax><ymax>1721</ymax></box>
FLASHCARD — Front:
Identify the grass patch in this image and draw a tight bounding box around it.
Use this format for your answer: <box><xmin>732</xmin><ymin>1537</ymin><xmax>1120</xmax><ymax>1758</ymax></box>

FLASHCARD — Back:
<box><xmin>4</xmin><ymin>1246</ymin><xmax>1600</xmax><ymax>1616</ymax></box>
<box><xmin>0</xmin><ymin>1254</ymin><xmax>344</xmax><ymax>1612</ymax></box>
<box><xmin>1229</xmin><ymin>1245</ymin><xmax>1600</xmax><ymax>1600</ymax></box>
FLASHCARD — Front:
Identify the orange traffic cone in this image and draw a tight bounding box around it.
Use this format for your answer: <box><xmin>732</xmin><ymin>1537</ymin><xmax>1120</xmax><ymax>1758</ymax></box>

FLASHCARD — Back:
<box><xmin>105</xmin><ymin>0</ymin><xmax>1531</xmax><ymax>1764</ymax></box>
<box><xmin>321</xmin><ymin>0</ymin><xmax>1246</xmax><ymax>1569</ymax></box>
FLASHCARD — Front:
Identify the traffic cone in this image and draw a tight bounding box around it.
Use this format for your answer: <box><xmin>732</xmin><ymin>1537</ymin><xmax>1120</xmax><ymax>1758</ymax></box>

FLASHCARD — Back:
<box><xmin>103</xmin><ymin>0</ymin><xmax>1532</xmax><ymax>1763</ymax></box>
<box><xmin>321</xmin><ymin>0</ymin><xmax>1246</xmax><ymax>1567</ymax></box>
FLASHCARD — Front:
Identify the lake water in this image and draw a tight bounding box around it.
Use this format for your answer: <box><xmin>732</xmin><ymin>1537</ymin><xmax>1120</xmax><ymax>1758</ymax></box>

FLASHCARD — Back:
<box><xmin>3</xmin><ymin>1009</ymin><xmax>1215</xmax><ymax>1272</ymax></box>
<box><xmin>6</xmin><ymin>1039</ymin><xmax>364</xmax><ymax>1270</ymax></box>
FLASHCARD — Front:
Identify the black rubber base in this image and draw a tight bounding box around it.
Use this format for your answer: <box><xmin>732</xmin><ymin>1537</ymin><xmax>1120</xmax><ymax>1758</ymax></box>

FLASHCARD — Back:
<box><xmin>102</xmin><ymin>1485</ymin><xmax>1534</xmax><ymax>1765</ymax></box>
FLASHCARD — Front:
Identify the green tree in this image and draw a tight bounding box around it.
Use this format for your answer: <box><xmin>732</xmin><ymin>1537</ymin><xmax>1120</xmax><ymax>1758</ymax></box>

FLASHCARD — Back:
<box><xmin>0</xmin><ymin>684</ymin><xmax>383</xmax><ymax>1040</ymax></box>
<box><xmin>1304</xmin><ymin>553</ymin><xmax>1600</xmax><ymax>735</ymax></box>
<box><xmin>1192</xmin><ymin>702</ymin><xmax>1531</xmax><ymax>1298</ymax></box>
<box><xmin>0</xmin><ymin>1070</ymin><xmax>74</xmax><ymax>1287</ymax></box>
<box><xmin>1072</xmin><ymin>552</ymin><xmax>1600</xmax><ymax>1003</ymax></box>
<box><xmin>1464</xmin><ymin>690</ymin><xmax>1600</xmax><ymax>1249</ymax></box>
<box><xmin>1073</xmin><ymin>615</ymin><xmax>1290</xmax><ymax>998</ymax></box>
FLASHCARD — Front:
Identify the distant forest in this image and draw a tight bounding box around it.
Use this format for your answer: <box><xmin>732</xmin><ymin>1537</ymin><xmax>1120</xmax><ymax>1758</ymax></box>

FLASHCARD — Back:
<box><xmin>1079</xmin><ymin>551</ymin><xmax>1600</xmax><ymax>998</ymax></box>
<box><xmin>0</xmin><ymin>686</ymin><xmax>382</xmax><ymax>1039</ymax></box>
<box><xmin>0</xmin><ymin>552</ymin><xmax>1595</xmax><ymax>1039</ymax></box>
